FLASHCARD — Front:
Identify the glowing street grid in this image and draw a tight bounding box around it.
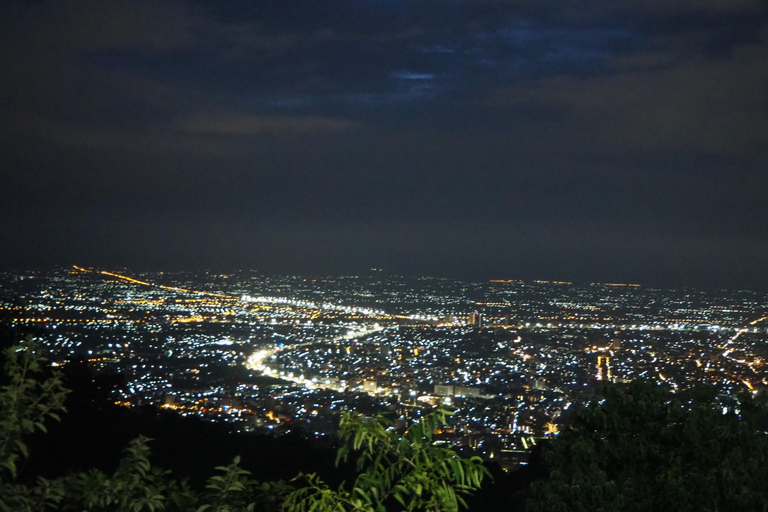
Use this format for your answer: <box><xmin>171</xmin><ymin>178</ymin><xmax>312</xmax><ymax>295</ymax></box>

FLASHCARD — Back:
<box><xmin>3</xmin><ymin>267</ymin><xmax>767</xmax><ymax>469</ymax></box>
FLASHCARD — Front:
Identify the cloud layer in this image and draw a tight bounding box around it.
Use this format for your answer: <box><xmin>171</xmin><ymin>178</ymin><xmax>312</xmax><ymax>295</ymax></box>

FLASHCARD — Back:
<box><xmin>1</xmin><ymin>0</ymin><xmax>766</xmax><ymax>289</ymax></box>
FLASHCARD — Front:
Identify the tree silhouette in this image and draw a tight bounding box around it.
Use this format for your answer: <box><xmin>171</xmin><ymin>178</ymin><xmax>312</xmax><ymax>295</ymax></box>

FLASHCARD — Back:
<box><xmin>527</xmin><ymin>380</ymin><xmax>768</xmax><ymax>512</ymax></box>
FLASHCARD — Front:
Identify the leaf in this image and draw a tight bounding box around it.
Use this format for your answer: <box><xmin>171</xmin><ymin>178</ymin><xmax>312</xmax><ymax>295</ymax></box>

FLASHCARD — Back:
<box><xmin>354</xmin><ymin>487</ymin><xmax>370</xmax><ymax>504</ymax></box>
<box><xmin>15</xmin><ymin>440</ymin><xmax>29</xmax><ymax>459</ymax></box>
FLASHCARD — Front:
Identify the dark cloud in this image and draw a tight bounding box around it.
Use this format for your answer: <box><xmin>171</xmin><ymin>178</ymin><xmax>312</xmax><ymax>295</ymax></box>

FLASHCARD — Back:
<box><xmin>488</xmin><ymin>36</ymin><xmax>768</xmax><ymax>156</ymax></box>
<box><xmin>179</xmin><ymin>111</ymin><xmax>360</xmax><ymax>135</ymax></box>
<box><xmin>1</xmin><ymin>0</ymin><xmax>766</xmax><ymax>290</ymax></box>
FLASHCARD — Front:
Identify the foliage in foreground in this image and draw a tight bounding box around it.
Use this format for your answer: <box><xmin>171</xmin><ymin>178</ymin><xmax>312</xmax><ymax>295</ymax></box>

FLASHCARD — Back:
<box><xmin>526</xmin><ymin>379</ymin><xmax>768</xmax><ymax>512</ymax></box>
<box><xmin>0</xmin><ymin>341</ymin><xmax>488</xmax><ymax>512</ymax></box>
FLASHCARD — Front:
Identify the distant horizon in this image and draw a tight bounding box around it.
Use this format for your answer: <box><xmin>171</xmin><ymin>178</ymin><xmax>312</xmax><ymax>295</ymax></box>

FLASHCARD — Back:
<box><xmin>3</xmin><ymin>263</ymin><xmax>766</xmax><ymax>294</ymax></box>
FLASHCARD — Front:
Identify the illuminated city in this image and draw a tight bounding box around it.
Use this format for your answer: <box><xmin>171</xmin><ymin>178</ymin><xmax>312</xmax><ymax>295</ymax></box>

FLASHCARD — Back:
<box><xmin>2</xmin><ymin>266</ymin><xmax>766</xmax><ymax>469</ymax></box>
<box><xmin>2</xmin><ymin>1</ymin><xmax>768</xmax><ymax>508</ymax></box>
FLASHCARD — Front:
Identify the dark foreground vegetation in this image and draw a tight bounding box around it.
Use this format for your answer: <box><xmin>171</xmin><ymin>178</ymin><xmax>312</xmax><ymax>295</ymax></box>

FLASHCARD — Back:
<box><xmin>2</xmin><ymin>324</ymin><xmax>768</xmax><ymax>511</ymax></box>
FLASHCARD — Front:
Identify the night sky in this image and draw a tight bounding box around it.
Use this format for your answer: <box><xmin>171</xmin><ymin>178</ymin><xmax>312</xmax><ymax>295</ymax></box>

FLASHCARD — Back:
<box><xmin>1</xmin><ymin>1</ymin><xmax>767</xmax><ymax>290</ymax></box>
